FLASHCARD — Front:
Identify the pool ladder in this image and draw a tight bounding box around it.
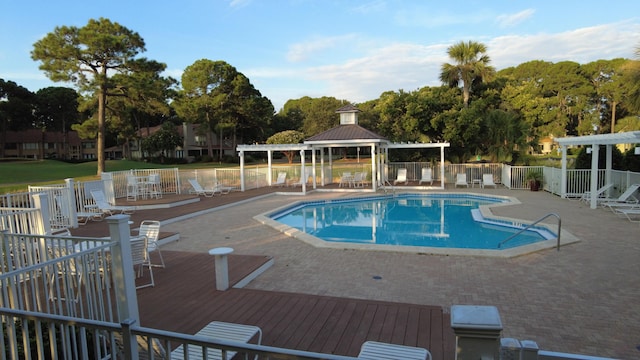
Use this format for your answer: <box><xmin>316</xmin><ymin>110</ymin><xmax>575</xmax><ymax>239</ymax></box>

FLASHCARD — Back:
<box><xmin>497</xmin><ymin>213</ymin><xmax>562</xmax><ymax>251</ymax></box>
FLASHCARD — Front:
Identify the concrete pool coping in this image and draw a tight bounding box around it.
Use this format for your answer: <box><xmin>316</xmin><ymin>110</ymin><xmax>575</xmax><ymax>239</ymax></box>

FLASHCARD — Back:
<box><xmin>254</xmin><ymin>192</ymin><xmax>580</xmax><ymax>258</ymax></box>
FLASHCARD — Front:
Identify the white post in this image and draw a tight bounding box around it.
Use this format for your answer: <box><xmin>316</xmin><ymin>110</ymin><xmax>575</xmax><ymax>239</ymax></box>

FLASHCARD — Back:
<box><xmin>238</xmin><ymin>150</ymin><xmax>245</xmax><ymax>192</ymax></box>
<box><xmin>590</xmin><ymin>144</ymin><xmax>600</xmax><ymax>209</ymax></box>
<box><xmin>371</xmin><ymin>144</ymin><xmax>377</xmax><ymax>191</ymax></box>
<box><xmin>440</xmin><ymin>144</ymin><xmax>446</xmax><ymax>189</ymax></box>
<box><xmin>31</xmin><ymin>192</ymin><xmax>50</xmax><ymax>235</ymax></box>
<box><xmin>267</xmin><ymin>150</ymin><xmax>273</xmax><ymax>186</ymax></box>
<box><xmin>107</xmin><ymin>214</ymin><xmax>140</xmax><ymax>360</ymax></box>
<box><xmin>560</xmin><ymin>146</ymin><xmax>567</xmax><ymax>198</ymax></box>
<box><xmin>311</xmin><ymin>147</ymin><xmax>317</xmax><ymax>189</ymax></box>
<box><xmin>300</xmin><ymin>149</ymin><xmax>306</xmax><ymax>194</ymax></box>
<box><xmin>209</xmin><ymin>247</ymin><xmax>234</xmax><ymax>290</ymax></box>
<box><xmin>65</xmin><ymin>178</ymin><xmax>79</xmax><ymax>228</ymax></box>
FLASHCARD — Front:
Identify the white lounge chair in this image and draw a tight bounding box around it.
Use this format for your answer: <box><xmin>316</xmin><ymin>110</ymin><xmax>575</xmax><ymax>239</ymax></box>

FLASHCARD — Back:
<box><xmin>188</xmin><ymin>179</ymin><xmax>219</xmax><ymax>197</ymax></box>
<box><xmin>418</xmin><ymin>167</ymin><xmax>433</xmax><ymax>185</ymax></box>
<box><xmin>617</xmin><ymin>208</ymin><xmax>640</xmax><ymax>222</ymax></box>
<box><xmin>290</xmin><ymin>169</ymin><xmax>310</xmax><ymax>187</ymax></box>
<box><xmin>579</xmin><ymin>183</ymin><xmax>613</xmax><ymax>203</ymax></box>
<box><xmin>394</xmin><ymin>168</ymin><xmax>408</xmax><ymax>185</ymax></box>
<box><xmin>170</xmin><ymin>321</ymin><xmax>262</xmax><ymax>360</ymax></box>
<box><xmin>272</xmin><ymin>172</ymin><xmax>287</xmax><ymax>187</ymax></box>
<box><xmin>455</xmin><ymin>173</ymin><xmax>468</xmax><ymax>188</ymax></box>
<box><xmin>600</xmin><ymin>184</ymin><xmax>640</xmax><ymax>210</ymax></box>
<box><xmin>90</xmin><ymin>190</ymin><xmax>134</xmax><ymax>215</ymax></box>
<box><xmin>213</xmin><ymin>181</ymin><xmax>235</xmax><ymax>194</ymax></box>
<box><xmin>358</xmin><ymin>341</ymin><xmax>431</xmax><ymax>360</ymax></box>
<box><xmin>482</xmin><ymin>174</ymin><xmax>497</xmax><ymax>188</ymax></box>
<box><xmin>138</xmin><ymin>220</ymin><xmax>165</xmax><ymax>268</ymax></box>
<box><xmin>55</xmin><ymin>194</ymin><xmax>102</xmax><ymax>225</ymax></box>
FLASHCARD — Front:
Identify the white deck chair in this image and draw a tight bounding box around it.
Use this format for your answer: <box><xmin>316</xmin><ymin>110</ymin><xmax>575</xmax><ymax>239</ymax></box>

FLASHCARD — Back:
<box><xmin>213</xmin><ymin>181</ymin><xmax>235</xmax><ymax>194</ymax></box>
<box><xmin>138</xmin><ymin>220</ymin><xmax>165</xmax><ymax>268</ymax></box>
<box><xmin>188</xmin><ymin>179</ymin><xmax>219</xmax><ymax>197</ymax></box>
<box><xmin>455</xmin><ymin>173</ymin><xmax>468</xmax><ymax>188</ymax></box>
<box><xmin>290</xmin><ymin>169</ymin><xmax>309</xmax><ymax>187</ymax></box>
<box><xmin>272</xmin><ymin>172</ymin><xmax>287</xmax><ymax>187</ymax></box>
<box><xmin>393</xmin><ymin>168</ymin><xmax>408</xmax><ymax>185</ymax></box>
<box><xmin>55</xmin><ymin>194</ymin><xmax>101</xmax><ymax>225</ymax></box>
<box><xmin>482</xmin><ymin>174</ymin><xmax>497</xmax><ymax>188</ymax></box>
<box><xmin>599</xmin><ymin>183</ymin><xmax>640</xmax><ymax>209</ymax></box>
<box><xmin>90</xmin><ymin>190</ymin><xmax>135</xmax><ymax>215</ymax></box>
<box><xmin>418</xmin><ymin>168</ymin><xmax>433</xmax><ymax>185</ymax></box>
<box><xmin>131</xmin><ymin>236</ymin><xmax>154</xmax><ymax>289</ymax></box>
<box><xmin>358</xmin><ymin>341</ymin><xmax>431</xmax><ymax>360</ymax></box>
<box><xmin>617</xmin><ymin>208</ymin><xmax>640</xmax><ymax>222</ymax></box>
<box><xmin>579</xmin><ymin>183</ymin><xmax>613</xmax><ymax>203</ymax></box>
<box><xmin>170</xmin><ymin>321</ymin><xmax>262</xmax><ymax>360</ymax></box>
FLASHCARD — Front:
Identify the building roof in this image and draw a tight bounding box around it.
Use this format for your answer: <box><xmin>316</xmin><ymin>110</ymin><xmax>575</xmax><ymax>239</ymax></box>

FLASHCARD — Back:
<box><xmin>305</xmin><ymin>124</ymin><xmax>387</xmax><ymax>144</ymax></box>
<box><xmin>555</xmin><ymin>131</ymin><xmax>640</xmax><ymax>146</ymax></box>
<box><xmin>335</xmin><ymin>104</ymin><xmax>360</xmax><ymax>113</ymax></box>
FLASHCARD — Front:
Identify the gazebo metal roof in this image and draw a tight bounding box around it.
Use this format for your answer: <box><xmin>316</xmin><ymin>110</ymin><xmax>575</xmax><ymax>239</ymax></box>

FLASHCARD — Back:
<box><xmin>555</xmin><ymin>131</ymin><xmax>640</xmax><ymax>146</ymax></box>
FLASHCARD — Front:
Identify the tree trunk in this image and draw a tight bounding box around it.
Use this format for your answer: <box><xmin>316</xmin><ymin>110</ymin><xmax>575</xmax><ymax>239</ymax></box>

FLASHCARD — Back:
<box><xmin>97</xmin><ymin>86</ymin><xmax>107</xmax><ymax>175</ymax></box>
<box><xmin>610</xmin><ymin>100</ymin><xmax>617</xmax><ymax>133</ymax></box>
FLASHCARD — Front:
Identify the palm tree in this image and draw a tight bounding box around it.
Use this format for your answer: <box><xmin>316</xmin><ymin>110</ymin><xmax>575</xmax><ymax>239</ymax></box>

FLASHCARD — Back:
<box><xmin>440</xmin><ymin>40</ymin><xmax>495</xmax><ymax>107</ymax></box>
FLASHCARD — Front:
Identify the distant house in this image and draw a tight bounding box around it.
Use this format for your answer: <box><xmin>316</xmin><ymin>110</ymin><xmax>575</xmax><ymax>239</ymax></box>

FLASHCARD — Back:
<box><xmin>119</xmin><ymin>123</ymin><xmax>234</xmax><ymax>161</ymax></box>
<box><xmin>1</xmin><ymin>129</ymin><xmax>96</xmax><ymax>160</ymax></box>
<box><xmin>539</xmin><ymin>135</ymin><xmax>555</xmax><ymax>155</ymax></box>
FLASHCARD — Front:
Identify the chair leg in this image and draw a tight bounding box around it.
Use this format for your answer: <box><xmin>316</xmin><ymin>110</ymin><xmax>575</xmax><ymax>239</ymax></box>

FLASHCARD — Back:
<box><xmin>150</xmin><ymin>248</ymin><xmax>166</xmax><ymax>268</ymax></box>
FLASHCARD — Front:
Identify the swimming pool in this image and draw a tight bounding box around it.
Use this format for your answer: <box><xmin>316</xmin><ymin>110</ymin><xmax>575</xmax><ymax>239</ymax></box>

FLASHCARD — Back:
<box><xmin>258</xmin><ymin>193</ymin><xmax>564</xmax><ymax>257</ymax></box>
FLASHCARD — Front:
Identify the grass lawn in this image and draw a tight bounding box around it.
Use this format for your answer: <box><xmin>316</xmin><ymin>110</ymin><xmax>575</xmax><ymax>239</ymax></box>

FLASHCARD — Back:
<box><xmin>0</xmin><ymin>159</ymin><xmax>236</xmax><ymax>194</ymax></box>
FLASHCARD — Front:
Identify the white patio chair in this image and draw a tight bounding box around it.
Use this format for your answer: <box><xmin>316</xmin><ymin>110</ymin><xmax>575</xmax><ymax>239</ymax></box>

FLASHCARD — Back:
<box><xmin>126</xmin><ymin>174</ymin><xmax>139</xmax><ymax>201</ymax></box>
<box><xmin>455</xmin><ymin>173</ymin><xmax>469</xmax><ymax>188</ymax></box>
<box><xmin>482</xmin><ymin>174</ymin><xmax>497</xmax><ymax>188</ymax></box>
<box><xmin>272</xmin><ymin>172</ymin><xmax>287</xmax><ymax>187</ymax></box>
<box><xmin>131</xmin><ymin>235</ymin><xmax>154</xmax><ymax>289</ymax></box>
<box><xmin>358</xmin><ymin>341</ymin><xmax>431</xmax><ymax>360</ymax></box>
<box><xmin>339</xmin><ymin>172</ymin><xmax>353</xmax><ymax>187</ymax></box>
<box><xmin>393</xmin><ymin>168</ymin><xmax>408</xmax><ymax>185</ymax></box>
<box><xmin>138</xmin><ymin>220</ymin><xmax>165</xmax><ymax>268</ymax></box>
<box><xmin>90</xmin><ymin>190</ymin><xmax>135</xmax><ymax>215</ymax></box>
<box><xmin>170</xmin><ymin>321</ymin><xmax>262</xmax><ymax>360</ymax></box>
<box><xmin>188</xmin><ymin>178</ymin><xmax>219</xmax><ymax>197</ymax></box>
<box><xmin>147</xmin><ymin>173</ymin><xmax>162</xmax><ymax>199</ymax></box>
<box><xmin>418</xmin><ymin>167</ymin><xmax>433</xmax><ymax>185</ymax></box>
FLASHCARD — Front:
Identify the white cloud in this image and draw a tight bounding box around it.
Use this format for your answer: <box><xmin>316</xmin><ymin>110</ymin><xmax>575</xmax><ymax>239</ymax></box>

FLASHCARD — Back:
<box><xmin>286</xmin><ymin>34</ymin><xmax>359</xmax><ymax>63</ymax></box>
<box><xmin>496</xmin><ymin>9</ymin><xmax>535</xmax><ymax>28</ymax></box>
<box><xmin>489</xmin><ymin>21</ymin><xmax>639</xmax><ymax>69</ymax></box>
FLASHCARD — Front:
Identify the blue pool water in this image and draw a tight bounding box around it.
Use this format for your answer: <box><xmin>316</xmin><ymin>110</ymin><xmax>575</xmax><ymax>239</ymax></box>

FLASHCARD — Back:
<box><xmin>271</xmin><ymin>194</ymin><xmax>555</xmax><ymax>250</ymax></box>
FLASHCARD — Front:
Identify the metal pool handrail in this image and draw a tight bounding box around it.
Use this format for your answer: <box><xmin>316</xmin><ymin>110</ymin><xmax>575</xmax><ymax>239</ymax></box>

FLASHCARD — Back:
<box><xmin>498</xmin><ymin>213</ymin><xmax>562</xmax><ymax>251</ymax></box>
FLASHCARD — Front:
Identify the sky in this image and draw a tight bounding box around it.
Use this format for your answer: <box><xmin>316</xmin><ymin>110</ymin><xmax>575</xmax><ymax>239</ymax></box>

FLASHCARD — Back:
<box><xmin>2</xmin><ymin>1</ymin><xmax>640</xmax><ymax>111</ymax></box>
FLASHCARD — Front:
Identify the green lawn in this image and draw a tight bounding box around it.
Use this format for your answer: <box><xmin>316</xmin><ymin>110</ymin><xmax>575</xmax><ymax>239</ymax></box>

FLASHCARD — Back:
<box><xmin>0</xmin><ymin>159</ymin><xmax>235</xmax><ymax>194</ymax></box>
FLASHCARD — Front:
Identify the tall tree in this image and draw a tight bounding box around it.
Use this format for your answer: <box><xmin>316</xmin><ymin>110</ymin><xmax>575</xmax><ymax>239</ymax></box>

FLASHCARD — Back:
<box><xmin>0</xmin><ymin>79</ymin><xmax>35</xmax><ymax>157</ymax></box>
<box><xmin>440</xmin><ymin>40</ymin><xmax>495</xmax><ymax>107</ymax></box>
<box><xmin>174</xmin><ymin>59</ymin><xmax>239</xmax><ymax>161</ymax></box>
<box><xmin>31</xmin><ymin>17</ymin><xmax>146</xmax><ymax>174</ymax></box>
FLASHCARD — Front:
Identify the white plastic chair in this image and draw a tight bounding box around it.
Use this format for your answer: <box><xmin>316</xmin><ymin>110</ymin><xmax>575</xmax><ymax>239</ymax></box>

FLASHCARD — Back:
<box><xmin>147</xmin><ymin>174</ymin><xmax>162</xmax><ymax>199</ymax></box>
<box><xmin>482</xmin><ymin>174</ymin><xmax>497</xmax><ymax>188</ymax></box>
<box><xmin>393</xmin><ymin>168</ymin><xmax>408</xmax><ymax>185</ymax></box>
<box><xmin>273</xmin><ymin>172</ymin><xmax>287</xmax><ymax>187</ymax></box>
<box><xmin>455</xmin><ymin>173</ymin><xmax>469</xmax><ymax>188</ymax></box>
<box><xmin>130</xmin><ymin>236</ymin><xmax>154</xmax><ymax>289</ymax></box>
<box><xmin>138</xmin><ymin>220</ymin><xmax>165</xmax><ymax>268</ymax></box>
<box><xmin>419</xmin><ymin>168</ymin><xmax>433</xmax><ymax>185</ymax></box>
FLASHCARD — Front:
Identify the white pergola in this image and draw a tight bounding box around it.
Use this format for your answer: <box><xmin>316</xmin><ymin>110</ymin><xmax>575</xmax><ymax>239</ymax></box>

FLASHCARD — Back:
<box><xmin>236</xmin><ymin>141</ymin><xmax>450</xmax><ymax>193</ymax></box>
<box><xmin>555</xmin><ymin>130</ymin><xmax>640</xmax><ymax>208</ymax></box>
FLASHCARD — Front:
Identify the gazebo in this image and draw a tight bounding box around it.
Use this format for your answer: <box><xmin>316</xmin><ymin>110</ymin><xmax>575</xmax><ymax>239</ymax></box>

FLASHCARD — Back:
<box><xmin>555</xmin><ymin>130</ymin><xmax>640</xmax><ymax>208</ymax></box>
<box><xmin>236</xmin><ymin>104</ymin><xmax>450</xmax><ymax>192</ymax></box>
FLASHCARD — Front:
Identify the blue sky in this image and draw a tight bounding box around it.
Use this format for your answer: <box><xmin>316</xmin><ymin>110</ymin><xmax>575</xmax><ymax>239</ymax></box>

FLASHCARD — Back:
<box><xmin>2</xmin><ymin>1</ymin><xmax>640</xmax><ymax>111</ymax></box>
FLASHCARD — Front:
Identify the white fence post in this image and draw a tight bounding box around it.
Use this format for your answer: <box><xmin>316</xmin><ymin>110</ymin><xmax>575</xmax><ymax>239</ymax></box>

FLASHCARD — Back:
<box><xmin>107</xmin><ymin>214</ymin><xmax>140</xmax><ymax>360</ymax></box>
<box><xmin>30</xmin><ymin>192</ymin><xmax>50</xmax><ymax>235</ymax></box>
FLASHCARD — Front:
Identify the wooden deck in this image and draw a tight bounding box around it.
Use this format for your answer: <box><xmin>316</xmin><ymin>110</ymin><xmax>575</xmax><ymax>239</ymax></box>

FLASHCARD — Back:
<box><xmin>135</xmin><ymin>251</ymin><xmax>456</xmax><ymax>359</ymax></box>
<box><xmin>68</xmin><ymin>187</ymin><xmax>456</xmax><ymax>359</ymax></box>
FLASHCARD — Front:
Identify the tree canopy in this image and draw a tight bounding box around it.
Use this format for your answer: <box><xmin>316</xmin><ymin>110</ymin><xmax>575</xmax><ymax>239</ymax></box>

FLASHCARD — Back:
<box><xmin>32</xmin><ymin>17</ymin><xmax>147</xmax><ymax>174</ymax></box>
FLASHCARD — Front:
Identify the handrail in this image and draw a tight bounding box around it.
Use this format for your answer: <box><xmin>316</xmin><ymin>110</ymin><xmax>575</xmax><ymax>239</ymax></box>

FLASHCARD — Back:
<box><xmin>498</xmin><ymin>213</ymin><xmax>562</xmax><ymax>251</ymax></box>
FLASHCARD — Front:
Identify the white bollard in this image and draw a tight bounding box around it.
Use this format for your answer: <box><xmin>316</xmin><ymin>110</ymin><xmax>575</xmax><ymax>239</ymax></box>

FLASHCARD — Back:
<box><xmin>209</xmin><ymin>247</ymin><xmax>234</xmax><ymax>290</ymax></box>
